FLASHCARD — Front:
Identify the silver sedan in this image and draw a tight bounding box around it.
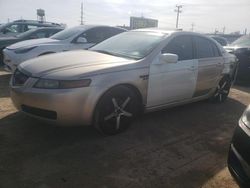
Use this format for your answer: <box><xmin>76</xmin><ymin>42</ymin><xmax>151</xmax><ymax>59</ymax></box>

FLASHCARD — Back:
<box><xmin>10</xmin><ymin>29</ymin><xmax>237</xmax><ymax>135</ymax></box>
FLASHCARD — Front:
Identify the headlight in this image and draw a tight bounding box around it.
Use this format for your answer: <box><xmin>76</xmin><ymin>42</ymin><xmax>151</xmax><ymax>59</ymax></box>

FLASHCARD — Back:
<box><xmin>14</xmin><ymin>46</ymin><xmax>37</xmax><ymax>54</ymax></box>
<box><xmin>34</xmin><ymin>79</ymin><xmax>91</xmax><ymax>89</ymax></box>
<box><xmin>241</xmin><ymin>105</ymin><xmax>250</xmax><ymax>128</ymax></box>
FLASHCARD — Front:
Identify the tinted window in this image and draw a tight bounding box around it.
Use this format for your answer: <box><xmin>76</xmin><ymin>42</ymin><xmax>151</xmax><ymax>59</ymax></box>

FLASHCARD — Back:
<box><xmin>81</xmin><ymin>27</ymin><xmax>109</xmax><ymax>44</ymax></box>
<box><xmin>4</xmin><ymin>24</ymin><xmax>21</xmax><ymax>33</ymax></box>
<box><xmin>107</xmin><ymin>28</ymin><xmax>125</xmax><ymax>38</ymax></box>
<box><xmin>211</xmin><ymin>42</ymin><xmax>221</xmax><ymax>57</ymax></box>
<box><xmin>47</xmin><ymin>29</ymin><xmax>61</xmax><ymax>37</ymax></box>
<box><xmin>27</xmin><ymin>25</ymin><xmax>38</xmax><ymax>30</ymax></box>
<box><xmin>194</xmin><ymin>36</ymin><xmax>214</xmax><ymax>58</ymax></box>
<box><xmin>51</xmin><ymin>27</ymin><xmax>81</xmax><ymax>40</ymax></box>
<box><xmin>162</xmin><ymin>35</ymin><xmax>193</xmax><ymax>61</ymax></box>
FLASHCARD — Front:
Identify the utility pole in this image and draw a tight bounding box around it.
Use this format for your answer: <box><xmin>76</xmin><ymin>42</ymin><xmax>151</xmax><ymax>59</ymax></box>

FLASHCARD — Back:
<box><xmin>222</xmin><ymin>26</ymin><xmax>226</xmax><ymax>34</ymax></box>
<box><xmin>244</xmin><ymin>28</ymin><xmax>247</xmax><ymax>35</ymax></box>
<box><xmin>191</xmin><ymin>23</ymin><xmax>195</xmax><ymax>32</ymax></box>
<box><xmin>175</xmin><ymin>5</ymin><xmax>182</xmax><ymax>29</ymax></box>
<box><xmin>80</xmin><ymin>1</ymin><xmax>84</xmax><ymax>25</ymax></box>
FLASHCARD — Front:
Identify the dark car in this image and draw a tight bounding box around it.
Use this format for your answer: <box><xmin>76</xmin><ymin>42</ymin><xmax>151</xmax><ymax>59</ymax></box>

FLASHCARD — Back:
<box><xmin>0</xmin><ymin>27</ymin><xmax>63</xmax><ymax>65</ymax></box>
<box><xmin>228</xmin><ymin>105</ymin><xmax>250</xmax><ymax>188</ymax></box>
<box><xmin>224</xmin><ymin>35</ymin><xmax>250</xmax><ymax>83</ymax></box>
<box><xmin>211</xmin><ymin>36</ymin><xmax>228</xmax><ymax>46</ymax></box>
<box><xmin>0</xmin><ymin>19</ymin><xmax>62</xmax><ymax>37</ymax></box>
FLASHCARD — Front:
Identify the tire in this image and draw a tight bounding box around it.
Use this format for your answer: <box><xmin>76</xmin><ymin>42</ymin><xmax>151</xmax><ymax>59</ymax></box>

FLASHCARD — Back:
<box><xmin>210</xmin><ymin>76</ymin><xmax>231</xmax><ymax>103</ymax></box>
<box><xmin>94</xmin><ymin>85</ymin><xmax>140</xmax><ymax>135</ymax></box>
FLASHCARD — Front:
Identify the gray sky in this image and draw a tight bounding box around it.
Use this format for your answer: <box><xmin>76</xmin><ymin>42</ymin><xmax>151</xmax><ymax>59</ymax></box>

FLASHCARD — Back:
<box><xmin>0</xmin><ymin>0</ymin><xmax>249</xmax><ymax>34</ymax></box>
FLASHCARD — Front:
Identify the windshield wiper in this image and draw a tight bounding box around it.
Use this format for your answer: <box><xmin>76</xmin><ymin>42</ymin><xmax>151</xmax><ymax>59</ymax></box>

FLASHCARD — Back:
<box><xmin>93</xmin><ymin>50</ymin><xmax>138</xmax><ymax>60</ymax></box>
<box><xmin>93</xmin><ymin>50</ymin><xmax>115</xmax><ymax>56</ymax></box>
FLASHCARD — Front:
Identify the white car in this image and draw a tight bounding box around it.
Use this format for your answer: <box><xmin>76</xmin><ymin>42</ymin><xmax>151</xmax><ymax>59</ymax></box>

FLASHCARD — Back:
<box><xmin>3</xmin><ymin>25</ymin><xmax>126</xmax><ymax>72</ymax></box>
<box><xmin>10</xmin><ymin>29</ymin><xmax>238</xmax><ymax>135</ymax></box>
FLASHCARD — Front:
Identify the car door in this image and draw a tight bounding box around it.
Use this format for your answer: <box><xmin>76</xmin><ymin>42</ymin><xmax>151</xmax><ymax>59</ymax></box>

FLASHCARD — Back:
<box><xmin>192</xmin><ymin>36</ymin><xmax>223</xmax><ymax>97</ymax></box>
<box><xmin>147</xmin><ymin>35</ymin><xmax>198</xmax><ymax>107</ymax></box>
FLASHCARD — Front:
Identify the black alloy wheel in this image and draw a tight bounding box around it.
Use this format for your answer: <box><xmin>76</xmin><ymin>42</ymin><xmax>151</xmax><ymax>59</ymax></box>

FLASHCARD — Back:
<box><xmin>94</xmin><ymin>85</ymin><xmax>140</xmax><ymax>135</ymax></box>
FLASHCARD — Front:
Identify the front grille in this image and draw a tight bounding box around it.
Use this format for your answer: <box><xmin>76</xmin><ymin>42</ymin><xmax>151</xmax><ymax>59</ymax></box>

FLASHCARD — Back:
<box><xmin>13</xmin><ymin>69</ymin><xmax>29</xmax><ymax>86</ymax></box>
<box><xmin>21</xmin><ymin>105</ymin><xmax>57</xmax><ymax>120</ymax></box>
<box><xmin>232</xmin><ymin>126</ymin><xmax>250</xmax><ymax>165</ymax></box>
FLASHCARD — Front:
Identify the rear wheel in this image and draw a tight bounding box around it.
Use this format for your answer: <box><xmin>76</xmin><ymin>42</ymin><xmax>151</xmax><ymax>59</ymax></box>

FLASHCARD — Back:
<box><xmin>211</xmin><ymin>76</ymin><xmax>231</xmax><ymax>103</ymax></box>
<box><xmin>94</xmin><ymin>85</ymin><xmax>139</xmax><ymax>135</ymax></box>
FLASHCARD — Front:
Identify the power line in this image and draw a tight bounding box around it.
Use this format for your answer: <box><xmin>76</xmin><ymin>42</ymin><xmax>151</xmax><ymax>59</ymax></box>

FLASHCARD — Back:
<box><xmin>175</xmin><ymin>5</ymin><xmax>182</xmax><ymax>29</ymax></box>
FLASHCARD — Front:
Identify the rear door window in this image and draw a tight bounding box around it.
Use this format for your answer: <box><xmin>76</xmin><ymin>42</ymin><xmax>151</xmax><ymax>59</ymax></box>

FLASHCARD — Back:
<box><xmin>194</xmin><ymin>36</ymin><xmax>215</xmax><ymax>58</ymax></box>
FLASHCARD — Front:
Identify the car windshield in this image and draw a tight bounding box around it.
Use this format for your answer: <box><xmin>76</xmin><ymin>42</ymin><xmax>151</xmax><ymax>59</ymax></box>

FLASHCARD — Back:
<box><xmin>0</xmin><ymin>23</ymin><xmax>10</xmax><ymax>31</ymax></box>
<box><xmin>231</xmin><ymin>35</ymin><xmax>250</xmax><ymax>46</ymax></box>
<box><xmin>50</xmin><ymin>27</ymin><xmax>82</xmax><ymax>40</ymax></box>
<box><xmin>90</xmin><ymin>31</ymin><xmax>165</xmax><ymax>60</ymax></box>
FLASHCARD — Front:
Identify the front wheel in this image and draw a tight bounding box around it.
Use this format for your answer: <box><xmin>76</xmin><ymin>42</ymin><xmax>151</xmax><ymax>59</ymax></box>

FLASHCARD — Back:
<box><xmin>94</xmin><ymin>86</ymin><xmax>140</xmax><ymax>135</ymax></box>
<box><xmin>210</xmin><ymin>76</ymin><xmax>231</xmax><ymax>103</ymax></box>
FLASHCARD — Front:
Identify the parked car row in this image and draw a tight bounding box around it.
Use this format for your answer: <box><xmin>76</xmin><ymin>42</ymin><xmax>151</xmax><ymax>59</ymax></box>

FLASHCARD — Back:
<box><xmin>3</xmin><ymin>25</ymin><xmax>126</xmax><ymax>72</ymax></box>
<box><xmin>225</xmin><ymin>35</ymin><xmax>250</xmax><ymax>83</ymax></box>
<box><xmin>0</xmin><ymin>19</ymin><xmax>63</xmax><ymax>37</ymax></box>
<box><xmin>0</xmin><ymin>27</ymin><xmax>63</xmax><ymax>65</ymax></box>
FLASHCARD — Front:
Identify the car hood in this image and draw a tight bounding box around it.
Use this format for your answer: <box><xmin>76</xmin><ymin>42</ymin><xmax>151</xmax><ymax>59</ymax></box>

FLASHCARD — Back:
<box><xmin>224</xmin><ymin>45</ymin><xmax>250</xmax><ymax>53</ymax></box>
<box><xmin>0</xmin><ymin>36</ymin><xmax>17</xmax><ymax>41</ymax></box>
<box><xmin>19</xmin><ymin>50</ymin><xmax>138</xmax><ymax>79</ymax></box>
<box><xmin>6</xmin><ymin>38</ymin><xmax>59</xmax><ymax>50</ymax></box>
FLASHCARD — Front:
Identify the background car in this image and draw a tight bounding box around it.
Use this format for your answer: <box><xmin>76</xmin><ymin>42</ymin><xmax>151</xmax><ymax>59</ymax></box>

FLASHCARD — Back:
<box><xmin>210</xmin><ymin>36</ymin><xmax>229</xmax><ymax>46</ymax></box>
<box><xmin>228</xmin><ymin>105</ymin><xmax>250</xmax><ymax>188</ymax></box>
<box><xmin>3</xmin><ymin>25</ymin><xmax>126</xmax><ymax>72</ymax></box>
<box><xmin>10</xmin><ymin>29</ymin><xmax>237</xmax><ymax>135</ymax></box>
<box><xmin>225</xmin><ymin>34</ymin><xmax>250</xmax><ymax>83</ymax></box>
<box><xmin>0</xmin><ymin>19</ymin><xmax>62</xmax><ymax>37</ymax></box>
<box><xmin>0</xmin><ymin>27</ymin><xmax>63</xmax><ymax>66</ymax></box>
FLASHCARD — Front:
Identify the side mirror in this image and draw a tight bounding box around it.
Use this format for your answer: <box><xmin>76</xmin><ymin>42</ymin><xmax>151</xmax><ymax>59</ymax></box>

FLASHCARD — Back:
<box><xmin>160</xmin><ymin>53</ymin><xmax>178</xmax><ymax>63</ymax></box>
<box><xmin>76</xmin><ymin>37</ymin><xmax>87</xmax><ymax>43</ymax></box>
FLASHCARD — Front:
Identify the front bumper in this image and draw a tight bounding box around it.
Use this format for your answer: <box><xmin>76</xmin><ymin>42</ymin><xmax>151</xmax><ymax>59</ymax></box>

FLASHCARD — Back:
<box><xmin>228</xmin><ymin>121</ymin><xmax>250</xmax><ymax>187</ymax></box>
<box><xmin>3</xmin><ymin>48</ymin><xmax>27</xmax><ymax>73</ymax></box>
<box><xmin>10</xmin><ymin>77</ymin><xmax>98</xmax><ymax>126</ymax></box>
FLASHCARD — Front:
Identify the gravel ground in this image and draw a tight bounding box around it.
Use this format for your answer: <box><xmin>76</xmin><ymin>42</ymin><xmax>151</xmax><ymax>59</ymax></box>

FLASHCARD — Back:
<box><xmin>1</xmin><ymin>69</ymin><xmax>249</xmax><ymax>188</ymax></box>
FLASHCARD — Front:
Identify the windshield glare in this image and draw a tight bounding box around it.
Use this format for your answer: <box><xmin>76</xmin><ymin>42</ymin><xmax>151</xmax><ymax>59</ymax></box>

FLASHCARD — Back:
<box><xmin>232</xmin><ymin>35</ymin><xmax>250</xmax><ymax>46</ymax></box>
<box><xmin>91</xmin><ymin>31</ymin><xmax>165</xmax><ymax>59</ymax></box>
<box><xmin>50</xmin><ymin>27</ymin><xmax>81</xmax><ymax>40</ymax></box>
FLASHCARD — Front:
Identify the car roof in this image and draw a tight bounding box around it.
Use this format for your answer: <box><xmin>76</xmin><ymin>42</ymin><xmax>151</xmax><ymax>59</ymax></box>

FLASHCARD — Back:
<box><xmin>132</xmin><ymin>28</ymin><xmax>211</xmax><ymax>38</ymax></box>
<box><xmin>31</xmin><ymin>27</ymin><xmax>64</xmax><ymax>31</ymax></box>
<box><xmin>70</xmin><ymin>25</ymin><xmax>127</xmax><ymax>31</ymax></box>
<box><xmin>13</xmin><ymin>19</ymin><xmax>61</xmax><ymax>26</ymax></box>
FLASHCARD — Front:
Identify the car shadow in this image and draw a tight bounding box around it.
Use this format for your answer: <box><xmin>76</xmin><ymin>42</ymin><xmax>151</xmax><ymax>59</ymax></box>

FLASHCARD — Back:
<box><xmin>233</xmin><ymin>85</ymin><xmax>250</xmax><ymax>93</ymax></box>
<box><xmin>0</xmin><ymin>73</ymin><xmax>11</xmax><ymax>98</ymax></box>
<box><xmin>0</xmin><ymin>96</ymin><xmax>246</xmax><ymax>187</ymax></box>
